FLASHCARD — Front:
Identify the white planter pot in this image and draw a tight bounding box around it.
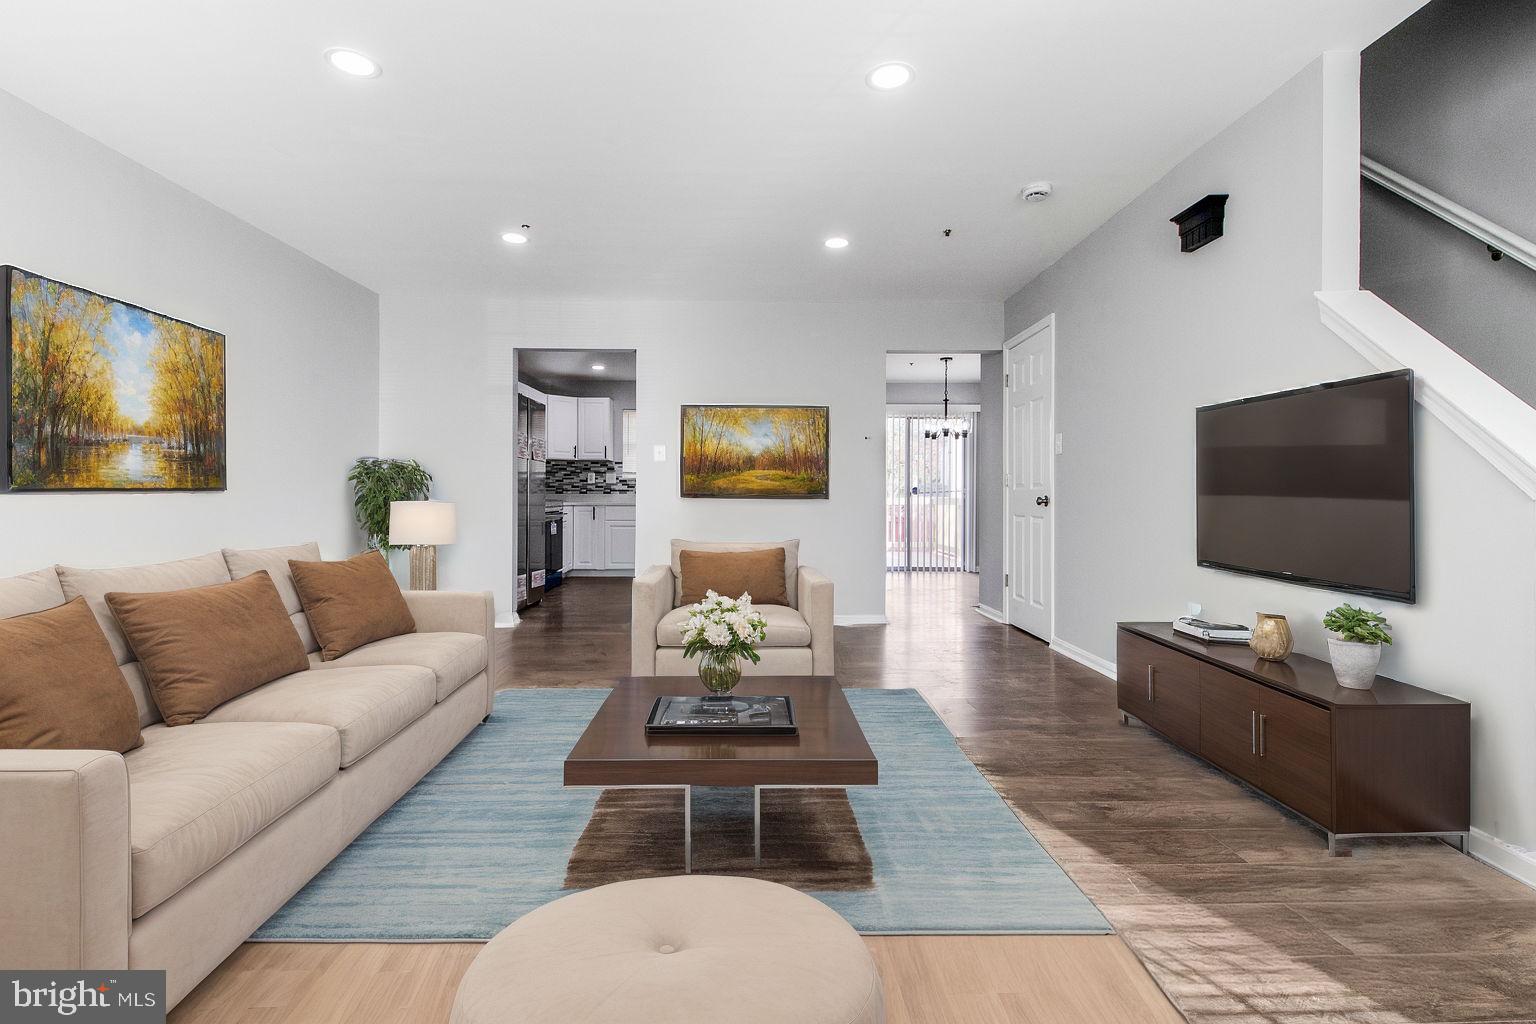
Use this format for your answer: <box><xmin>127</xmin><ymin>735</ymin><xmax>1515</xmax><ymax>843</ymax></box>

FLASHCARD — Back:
<box><xmin>1327</xmin><ymin>637</ymin><xmax>1382</xmax><ymax>689</ymax></box>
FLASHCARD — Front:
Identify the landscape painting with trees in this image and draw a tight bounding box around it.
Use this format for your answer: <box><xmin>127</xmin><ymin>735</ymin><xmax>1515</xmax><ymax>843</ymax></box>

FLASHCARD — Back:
<box><xmin>5</xmin><ymin>267</ymin><xmax>225</xmax><ymax>491</ymax></box>
<box><xmin>681</xmin><ymin>405</ymin><xmax>829</xmax><ymax>498</ymax></box>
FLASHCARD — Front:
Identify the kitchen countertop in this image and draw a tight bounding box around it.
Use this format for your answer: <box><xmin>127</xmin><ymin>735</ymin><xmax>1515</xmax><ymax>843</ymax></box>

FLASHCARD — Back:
<box><xmin>546</xmin><ymin>492</ymin><xmax>636</xmax><ymax>507</ymax></box>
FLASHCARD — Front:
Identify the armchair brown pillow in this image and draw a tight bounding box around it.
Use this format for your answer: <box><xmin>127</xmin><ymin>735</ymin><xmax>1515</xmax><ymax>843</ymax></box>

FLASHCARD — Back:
<box><xmin>678</xmin><ymin>547</ymin><xmax>789</xmax><ymax>606</ymax></box>
<box><xmin>0</xmin><ymin>597</ymin><xmax>143</xmax><ymax>751</ymax></box>
<box><xmin>288</xmin><ymin>550</ymin><xmax>416</xmax><ymax>661</ymax></box>
<box><xmin>106</xmin><ymin>571</ymin><xmax>309</xmax><ymax>726</ymax></box>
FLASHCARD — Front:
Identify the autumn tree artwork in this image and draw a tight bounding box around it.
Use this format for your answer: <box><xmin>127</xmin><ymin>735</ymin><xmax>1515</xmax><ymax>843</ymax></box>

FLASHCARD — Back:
<box><xmin>5</xmin><ymin>268</ymin><xmax>225</xmax><ymax>491</ymax></box>
<box><xmin>681</xmin><ymin>405</ymin><xmax>829</xmax><ymax>498</ymax></box>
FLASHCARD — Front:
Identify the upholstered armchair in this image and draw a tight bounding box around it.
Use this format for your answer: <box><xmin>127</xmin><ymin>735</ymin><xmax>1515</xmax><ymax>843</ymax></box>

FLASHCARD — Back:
<box><xmin>631</xmin><ymin>540</ymin><xmax>834</xmax><ymax>676</ymax></box>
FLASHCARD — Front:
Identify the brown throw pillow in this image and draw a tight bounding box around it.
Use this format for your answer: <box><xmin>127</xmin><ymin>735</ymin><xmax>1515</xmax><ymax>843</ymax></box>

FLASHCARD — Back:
<box><xmin>288</xmin><ymin>550</ymin><xmax>416</xmax><ymax>661</ymax></box>
<box><xmin>678</xmin><ymin>548</ymin><xmax>789</xmax><ymax>606</ymax></box>
<box><xmin>106</xmin><ymin>572</ymin><xmax>309</xmax><ymax>726</ymax></box>
<box><xmin>0</xmin><ymin>597</ymin><xmax>142</xmax><ymax>752</ymax></box>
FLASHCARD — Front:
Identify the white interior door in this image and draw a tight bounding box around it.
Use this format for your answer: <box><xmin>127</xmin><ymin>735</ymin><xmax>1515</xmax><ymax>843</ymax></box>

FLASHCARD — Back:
<box><xmin>1006</xmin><ymin>317</ymin><xmax>1054</xmax><ymax>639</ymax></box>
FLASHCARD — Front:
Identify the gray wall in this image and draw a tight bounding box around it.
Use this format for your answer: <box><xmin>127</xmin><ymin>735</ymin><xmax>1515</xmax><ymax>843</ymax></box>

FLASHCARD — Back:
<box><xmin>1003</xmin><ymin>57</ymin><xmax>1536</xmax><ymax>855</ymax></box>
<box><xmin>885</xmin><ymin>380</ymin><xmax>981</xmax><ymax>406</ymax></box>
<box><xmin>976</xmin><ymin>352</ymin><xmax>1005</xmax><ymax>611</ymax></box>
<box><xmin>1361</xmin><ymin>0</ymin><xmax>1536</xmax><ymax>406</ymax></box>
<box><xmin>0</xmin><ymin>86</ymin><xmax>379</xmax><ymax>576</ymax></box>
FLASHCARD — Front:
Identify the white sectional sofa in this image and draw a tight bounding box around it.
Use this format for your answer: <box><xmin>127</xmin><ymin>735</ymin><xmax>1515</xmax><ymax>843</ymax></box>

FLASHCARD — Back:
<box><xmin>0</xmin><ymin>543</ymin><xmax>496</xmax><ymax>1009</ymax></box>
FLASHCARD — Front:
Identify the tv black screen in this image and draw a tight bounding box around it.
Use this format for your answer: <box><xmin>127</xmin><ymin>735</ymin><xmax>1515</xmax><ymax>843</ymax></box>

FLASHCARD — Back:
<box><xmin>1196</xmin><ymin>370</ymin><xmax>1415</xmax><ymax>603</ymax></box>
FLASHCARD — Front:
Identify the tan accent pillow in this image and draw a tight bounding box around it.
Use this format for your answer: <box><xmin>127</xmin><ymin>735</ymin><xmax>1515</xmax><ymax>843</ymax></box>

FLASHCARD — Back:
<box><xmin>678</xmin><ymin>548</ymin><xmax>789</xmax><ymax>607</ymax></box>
<box><xmin>105</xmin><ymin>572</ymin><xmax>309</xmax><ymax>726</ymax></box>
<box><xmin>0</xmin><ymin>597</ymin><xmax>143</xmax><ymax>752</ymax></box>
<box><xmin>288</xmin><ymin>551</ymin><xmax>416</xmax><ymax>662</ymax></box>
<box><xmin>671</xmin><ymin>539</ymin><xmax>799</xmax><ymax>609</ymax></box>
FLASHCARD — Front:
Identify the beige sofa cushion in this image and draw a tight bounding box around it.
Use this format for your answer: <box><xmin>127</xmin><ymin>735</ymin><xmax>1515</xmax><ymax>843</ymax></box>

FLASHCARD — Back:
<box><xmin>125</xmin><ymin>720</ymin><xmax>339</xmax><ymax>917</ymax></box>
<box><xmin>312</xmin><ymin>632</ymin><xmax>486</xmax><ymax>703</ymax></box>
<box><xmin>670</xmin><ymin>539</ymin><xmax>799</xmax><ymax>609</ymax></box>
<box><xmin>57</xmin><ymin>552</ymin><xmax>232</xmax><ymax>665</ymax></box>
<box><xmin>201</xmin><ymin>665</ymin><xmax>435</xmax><ymax>767</ymax></box>
<box><xmin>655</xmin><ymin>646</ymin><xmax>813</xmax><ymax>676</ymax></box>
<box><xmin>0</xmin><ymin>566</ymin><xmax>65</xmax><ymax>619</ymax></box>
<box><xmin>656</xmin><ymin>604</ymin><xmax>811</xmax><ymax>649</ymax></box>
<box><xmin>106</xmin><ymin>572</ymin><xmax>311</xmax><ymax>726</ymax></box>
<box><xmin>223</xmin><ymin>542</ymin><xmax>323</xmax><ymax>653</ymax></box>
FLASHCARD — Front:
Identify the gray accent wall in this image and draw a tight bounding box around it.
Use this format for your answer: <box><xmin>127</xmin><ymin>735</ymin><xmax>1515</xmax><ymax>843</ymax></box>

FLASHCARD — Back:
<box><xmin>1361</xmin><ymin>0</ymin><xmax>1536</xmax><ymax>407</ymax></box>
<box><xmin>1003</xmin><ymin>57</ymin><xmax>1536</xmax><ymax>857</ymax></box>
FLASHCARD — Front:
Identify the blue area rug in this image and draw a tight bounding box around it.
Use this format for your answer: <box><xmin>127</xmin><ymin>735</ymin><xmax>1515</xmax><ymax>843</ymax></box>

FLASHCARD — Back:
<box><xmin>252</xmin><ymin>688</ymin><xmax>1108</xmax><ymax>938</ymax></box>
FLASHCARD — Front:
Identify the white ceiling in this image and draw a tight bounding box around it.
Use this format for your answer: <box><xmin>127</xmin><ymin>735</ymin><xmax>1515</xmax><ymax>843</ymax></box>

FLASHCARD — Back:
<box><xmin>0</xmin><ymin>0</ymin><xmax>1421</xmax><ymax>301</ymax></box>
<box><xmin>517</xmin><ymin>348</ymin><xmax>637</xmax><ymax>382</ymax></box>
<box><xmin>886</xmin><ymin>353</ymin><xmax>981</xmax><ymax>383</ymax></box>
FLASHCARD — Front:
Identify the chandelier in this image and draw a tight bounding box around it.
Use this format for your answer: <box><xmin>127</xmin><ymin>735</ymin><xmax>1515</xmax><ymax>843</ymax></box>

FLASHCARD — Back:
<box><xmin>923</xmin><ymin>356</ymin><xmax>971</xmax><ymax>439</ymax></box>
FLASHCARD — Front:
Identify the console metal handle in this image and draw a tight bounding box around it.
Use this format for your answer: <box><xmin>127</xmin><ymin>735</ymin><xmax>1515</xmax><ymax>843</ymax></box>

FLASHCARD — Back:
<box><xmin>1251</xmin><ymin>710</ymin><xmax>1257</xmax><ymax>754</ymax></box>
<box><xmin>1147</xmin><ymin>665</ymin><xmax>1155</xmax><ymax>702</ymax></box>
<box><xmin>1258</xmin><ymin>713</ymin><xmax>1267</xmax><ymax>757</ymax></box>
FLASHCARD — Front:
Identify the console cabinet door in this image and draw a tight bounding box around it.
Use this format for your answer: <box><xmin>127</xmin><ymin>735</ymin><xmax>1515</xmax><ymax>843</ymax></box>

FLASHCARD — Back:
<box><xmin>1198</xmin><ymin>666</ymin><xmax>1264</xmax><ymax>786</ymax></box>
<box><xmin>1116</xmin><ymin>632</ymin><xmax>1159</xmax><ymax>725</ymax></box>
<box><xmin>1147</xmin><ymin>652</ymin><xmax>1200</xmax><ymax>753</ymax></box>
<box><xmin>1259</xmin><ymin>690</ymin><xmax>1333</xmax><ymax>829</ymax></box>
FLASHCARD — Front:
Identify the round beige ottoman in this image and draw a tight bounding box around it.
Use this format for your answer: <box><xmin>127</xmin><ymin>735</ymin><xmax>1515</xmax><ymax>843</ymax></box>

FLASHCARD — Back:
<box><xmin>451</xmin><ymin>875</ymin><xmax>883</xmax><ymax>1024</ymax></box>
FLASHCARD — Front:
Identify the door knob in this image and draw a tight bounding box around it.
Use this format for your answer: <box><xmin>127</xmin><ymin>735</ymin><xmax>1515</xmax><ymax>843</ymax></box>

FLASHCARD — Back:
<box><xmin>1036</xmin><ymin>494</ymin><xmax>1050</xmax><ymax>507</ymax></box>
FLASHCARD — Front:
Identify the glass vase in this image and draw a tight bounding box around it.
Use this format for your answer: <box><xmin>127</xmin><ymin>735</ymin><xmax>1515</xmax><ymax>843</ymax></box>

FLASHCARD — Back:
<box><xmin>697</xmin><ymin>649</ymin><xmax>744</xmax><ymax>695</ymax></box>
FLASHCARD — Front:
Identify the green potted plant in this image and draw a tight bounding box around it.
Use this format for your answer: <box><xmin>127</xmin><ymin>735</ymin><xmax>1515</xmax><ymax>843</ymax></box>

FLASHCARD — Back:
<box><xmin>1321</xmin><ymin>603</ymin><xmax>1392</xmax><ymax>689</ymax></box>
<box><xmin>347</xmin><ymin>457</ymin><xmax>433</xmax><ymax>551</ymax></box>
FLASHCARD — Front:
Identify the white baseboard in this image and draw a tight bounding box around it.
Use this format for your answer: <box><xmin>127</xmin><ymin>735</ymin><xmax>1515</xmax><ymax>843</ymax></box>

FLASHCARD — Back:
<box><xmin>1469</xmin><ymin>828</ymin><xmax>1536</xmax><ymax>891</ymax></box>
<box><xmin>494</xmin><ymin>611</ymin><xmax>521</xmax><ymax>628</ymax></box>
<box><xmin>1048</xmin><ymin>636</ymin><xmax>1116</xmax><ymax>680</ymax></box>
<box><xmin>974</xmin><ymin>604</ymin><xmax>1006</xmax><ymax>624</ymax></box>
<box><xmin>835</xmin><ymin>614</ymin><xmax>888</xmax><ymax>627</ymax></box>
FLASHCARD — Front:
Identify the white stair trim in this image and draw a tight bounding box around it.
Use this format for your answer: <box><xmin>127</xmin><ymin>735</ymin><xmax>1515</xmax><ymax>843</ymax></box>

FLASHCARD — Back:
<box><xmin>1316</xmin><ymin>289</ymin><xmax>1536</xmax><ymax>500</ymax></box>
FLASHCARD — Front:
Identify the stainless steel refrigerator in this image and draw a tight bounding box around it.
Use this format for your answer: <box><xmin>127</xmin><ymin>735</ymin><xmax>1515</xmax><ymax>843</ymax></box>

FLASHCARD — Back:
<box><xmin>516</xmin><ymin>393</ymin><xmax>547</xmax><ymax>610</ymax></box>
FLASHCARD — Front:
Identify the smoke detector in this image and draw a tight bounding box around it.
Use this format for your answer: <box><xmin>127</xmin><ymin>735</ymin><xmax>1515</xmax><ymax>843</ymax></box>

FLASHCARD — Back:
<box><xmin>1020</xmin><ymin>181</ymin><xmax>1054</xmax><ymax>203</ymax></box>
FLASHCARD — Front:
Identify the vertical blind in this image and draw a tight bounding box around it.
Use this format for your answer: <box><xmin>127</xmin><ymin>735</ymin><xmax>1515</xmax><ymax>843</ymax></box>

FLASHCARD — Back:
<box><xmin>885</xmin><ymin>413</ymin><xmax>978</xmax><ymax>572</ymax></box>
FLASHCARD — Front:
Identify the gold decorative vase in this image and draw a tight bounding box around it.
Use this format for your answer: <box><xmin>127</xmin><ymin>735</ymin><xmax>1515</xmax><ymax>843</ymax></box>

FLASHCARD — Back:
<box><xmin>1249</xmin><ymin>613</ymin><xmax>1293</xmax><ymax>661</ymax></box>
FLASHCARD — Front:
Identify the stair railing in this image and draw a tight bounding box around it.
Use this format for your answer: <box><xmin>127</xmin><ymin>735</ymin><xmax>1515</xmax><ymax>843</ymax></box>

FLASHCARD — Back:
<box><xmin>1362</xmin><ymin>155</ymin><xmax>1536</xmax><ymax>273</ymax></box>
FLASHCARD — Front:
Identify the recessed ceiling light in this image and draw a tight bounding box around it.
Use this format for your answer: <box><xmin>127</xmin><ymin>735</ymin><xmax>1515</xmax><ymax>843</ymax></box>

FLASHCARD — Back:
<box><xmin>501</xmin><ymin>231</ymin><xmax>529</xmax><ymax>245</ymax></box>
<box><xmin>866</xmin><ymin>62</ymin><xmax>915</xmax><ymax>91</ymax></box>
<box><xmin>591</xmin><ymin>363</ymin><xmax>606</xmax><ymax>371</ymax></box>
<box><xmin>824</xmin><ymin>236</ymin><xmax>850</xmax><ymax>249</ymax></box>
<box><xmin>324</xmin><ymin>48</ymin><xmax>381</xmax><ymax>79</ymax></box>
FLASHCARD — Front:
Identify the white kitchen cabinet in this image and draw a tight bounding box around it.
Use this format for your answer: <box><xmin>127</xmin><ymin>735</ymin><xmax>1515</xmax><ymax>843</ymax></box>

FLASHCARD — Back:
<box><xmin>601</xmin><ymin>504</ymin><xmax>636</xmax><ymax>570</ymax></box>
<box><xmin>546</xmin><ymin>395</ymin><xmax>580</xmax><ymax>460</ymax></box>
<box><xmin>569</xmin><ymin>504</ymin><xmax>598</xmax><ymax>569</ymax></box>
<box><xmin>577</xmin><ymin>397</ymin><xmax>612</xmax><ymax>460</ymax></box>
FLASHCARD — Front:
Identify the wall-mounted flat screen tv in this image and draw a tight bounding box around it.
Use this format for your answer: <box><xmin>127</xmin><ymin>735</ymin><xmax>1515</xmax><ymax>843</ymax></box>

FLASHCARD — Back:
<box><xmin>1196</xmin><ymin>369</ymin><xmax>1415</xmax><ymax>603</ymax></box>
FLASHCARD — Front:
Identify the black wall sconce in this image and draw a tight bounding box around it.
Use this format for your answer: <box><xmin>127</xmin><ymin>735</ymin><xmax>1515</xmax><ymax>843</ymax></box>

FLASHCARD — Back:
<box><xmin>1171</xmin><ymin>194</ymin><xmax>1229</xmax><ymax>253</ymax></box>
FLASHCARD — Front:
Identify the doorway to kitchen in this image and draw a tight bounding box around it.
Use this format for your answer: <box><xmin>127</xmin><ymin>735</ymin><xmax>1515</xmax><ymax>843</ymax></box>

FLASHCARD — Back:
<box><xmin>514</xmin><ymin>348</ymin><xmax>637</xmax><ymax>617</ymax></box>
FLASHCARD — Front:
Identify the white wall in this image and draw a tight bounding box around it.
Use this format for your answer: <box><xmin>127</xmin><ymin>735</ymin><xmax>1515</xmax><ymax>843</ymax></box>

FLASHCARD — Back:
<box><xmin>1004</xmin><ymin>57</ymin><xmax>1536</xmax><ymax>862</ymax></box>
<box><xmin>0</xmin><ymin>89</ymin><xmax>379</xmax><ymax>574</ymax></box>
<box><xmin>380</xmin><ymin>297</ymin><xmax>1000</xmax><ymax>617</ymax></box>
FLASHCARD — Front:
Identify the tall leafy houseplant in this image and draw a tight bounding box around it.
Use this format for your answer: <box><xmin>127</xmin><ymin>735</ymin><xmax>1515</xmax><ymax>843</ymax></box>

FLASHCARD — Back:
<box><xmin>347</xmin><ymin>457</ymin><xmax>432</xmax><ymax>551</ymax></box>
<box><xmin>1322</xmin><ymin>603</ymin><xmax>1392</xmax><ymax>690</ymax></box>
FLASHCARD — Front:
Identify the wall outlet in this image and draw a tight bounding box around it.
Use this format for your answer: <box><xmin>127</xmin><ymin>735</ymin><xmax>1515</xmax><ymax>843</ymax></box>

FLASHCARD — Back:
<box><xmin>1055</xmin><ymin>433</ymin><xmax>1064</xmax><ymax>455</ymax></box>
<box><xmin>653</xmin><ymin>444</ymin><xmax>667</xmax><ymax>461</ymax></box>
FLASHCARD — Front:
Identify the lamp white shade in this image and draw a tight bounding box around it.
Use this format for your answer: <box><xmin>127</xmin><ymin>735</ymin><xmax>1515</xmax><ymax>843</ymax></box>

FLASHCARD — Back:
<box><xmin>389</xmin><ymin>500</ymin><xmax>457</xmax><ymax>546</ymax></box>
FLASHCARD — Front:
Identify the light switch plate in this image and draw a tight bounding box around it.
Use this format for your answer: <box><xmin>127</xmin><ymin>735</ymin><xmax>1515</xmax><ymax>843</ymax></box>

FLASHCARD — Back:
<box><xmin>653</xmin><ymin>444</ymin><xmax>667</xmax><ymax>461</ymax></box>
<box><xmin>1055</xmin><ymin>433</ymin><xmax>1064</xmax><ymax>455</ymax></box>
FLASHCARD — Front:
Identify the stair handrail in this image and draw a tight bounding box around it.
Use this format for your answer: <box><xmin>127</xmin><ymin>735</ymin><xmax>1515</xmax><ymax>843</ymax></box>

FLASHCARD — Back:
<box><xmin>1361</xmin><ymin>155</ymin><xmax>1536</xmax><ymax>274</ymax></box>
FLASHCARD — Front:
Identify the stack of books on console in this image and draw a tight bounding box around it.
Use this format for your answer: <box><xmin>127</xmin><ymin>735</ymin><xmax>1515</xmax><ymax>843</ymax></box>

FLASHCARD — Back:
<box><xmin>1172</xmin><ymin>616</ymin><xmax>1252</xmax><ymax>644</ymax></box>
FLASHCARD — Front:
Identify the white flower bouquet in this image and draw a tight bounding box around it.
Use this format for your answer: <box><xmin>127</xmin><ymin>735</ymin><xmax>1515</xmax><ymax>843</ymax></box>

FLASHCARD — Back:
<box><xmin>678</xmin><ymin>590</ymin><xmax>768</xmax><ymax>693</ymax></box>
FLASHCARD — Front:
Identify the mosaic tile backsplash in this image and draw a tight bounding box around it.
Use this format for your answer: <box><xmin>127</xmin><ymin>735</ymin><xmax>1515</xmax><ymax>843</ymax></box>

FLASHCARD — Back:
<box><xmin>546</xmin><ymin>459</ymin><xmax>636</xmax><ymax>494</ymax></box>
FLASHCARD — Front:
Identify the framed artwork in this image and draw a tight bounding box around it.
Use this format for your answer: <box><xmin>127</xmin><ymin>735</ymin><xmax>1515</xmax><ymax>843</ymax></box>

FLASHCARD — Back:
<box><xmin>4</xmin><ymin>266</ymin><xmax>226</xmax><ymax>492</ymax></box>
<box><xmin>680</xmin><ymin>405</ymin><xmax>829</xmax><ymax>498</ymax></box>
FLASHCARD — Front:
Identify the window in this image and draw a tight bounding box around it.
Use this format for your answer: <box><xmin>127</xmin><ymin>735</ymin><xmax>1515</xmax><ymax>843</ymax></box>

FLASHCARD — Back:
<box><xmin>622</xmin><ymin>409</ymin><xmax>637</xmax><ymax>475</ymax></box>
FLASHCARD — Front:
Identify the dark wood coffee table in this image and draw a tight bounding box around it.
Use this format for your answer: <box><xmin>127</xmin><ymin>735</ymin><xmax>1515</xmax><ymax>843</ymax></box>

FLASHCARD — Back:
<box><xmin>564</xmin><ymin>676</ymin><xmax>878</xmax><ymax>872</ymax></box>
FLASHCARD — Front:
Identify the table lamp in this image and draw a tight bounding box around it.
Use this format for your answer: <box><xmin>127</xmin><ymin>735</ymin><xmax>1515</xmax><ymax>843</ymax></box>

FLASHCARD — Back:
<box><xmin>389</xmin><ymin>500</ymin><xmax>457</xmax><ymax>590</ymax></box>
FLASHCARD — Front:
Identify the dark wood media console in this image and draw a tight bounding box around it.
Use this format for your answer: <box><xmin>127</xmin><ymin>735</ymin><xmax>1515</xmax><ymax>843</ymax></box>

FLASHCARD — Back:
<box><xmin>1116</xmin><ymin>623</ymin><xmax>1470</xmax><ymax>854</ymax></box>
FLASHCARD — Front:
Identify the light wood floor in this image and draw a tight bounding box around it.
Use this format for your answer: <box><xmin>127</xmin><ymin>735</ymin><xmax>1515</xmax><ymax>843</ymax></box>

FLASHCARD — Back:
<box><xmin>173</xmin><ymin>573</ymin><xmax>1536</xmax><ymax>1023</ymax></box>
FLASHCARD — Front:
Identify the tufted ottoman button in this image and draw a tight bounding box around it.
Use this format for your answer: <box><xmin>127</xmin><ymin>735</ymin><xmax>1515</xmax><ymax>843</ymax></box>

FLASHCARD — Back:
<box><xmin>451</xmin><ymin>876</ymin><xmax>883</xmax><ymax>1023</ymax></box>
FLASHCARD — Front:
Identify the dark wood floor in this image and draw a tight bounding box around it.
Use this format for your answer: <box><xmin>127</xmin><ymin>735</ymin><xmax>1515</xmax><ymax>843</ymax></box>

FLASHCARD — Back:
<box><xmin>501</xmin><ymin>573</ymin><xmax>1536</xmax><ymax>1024</ymax></box>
